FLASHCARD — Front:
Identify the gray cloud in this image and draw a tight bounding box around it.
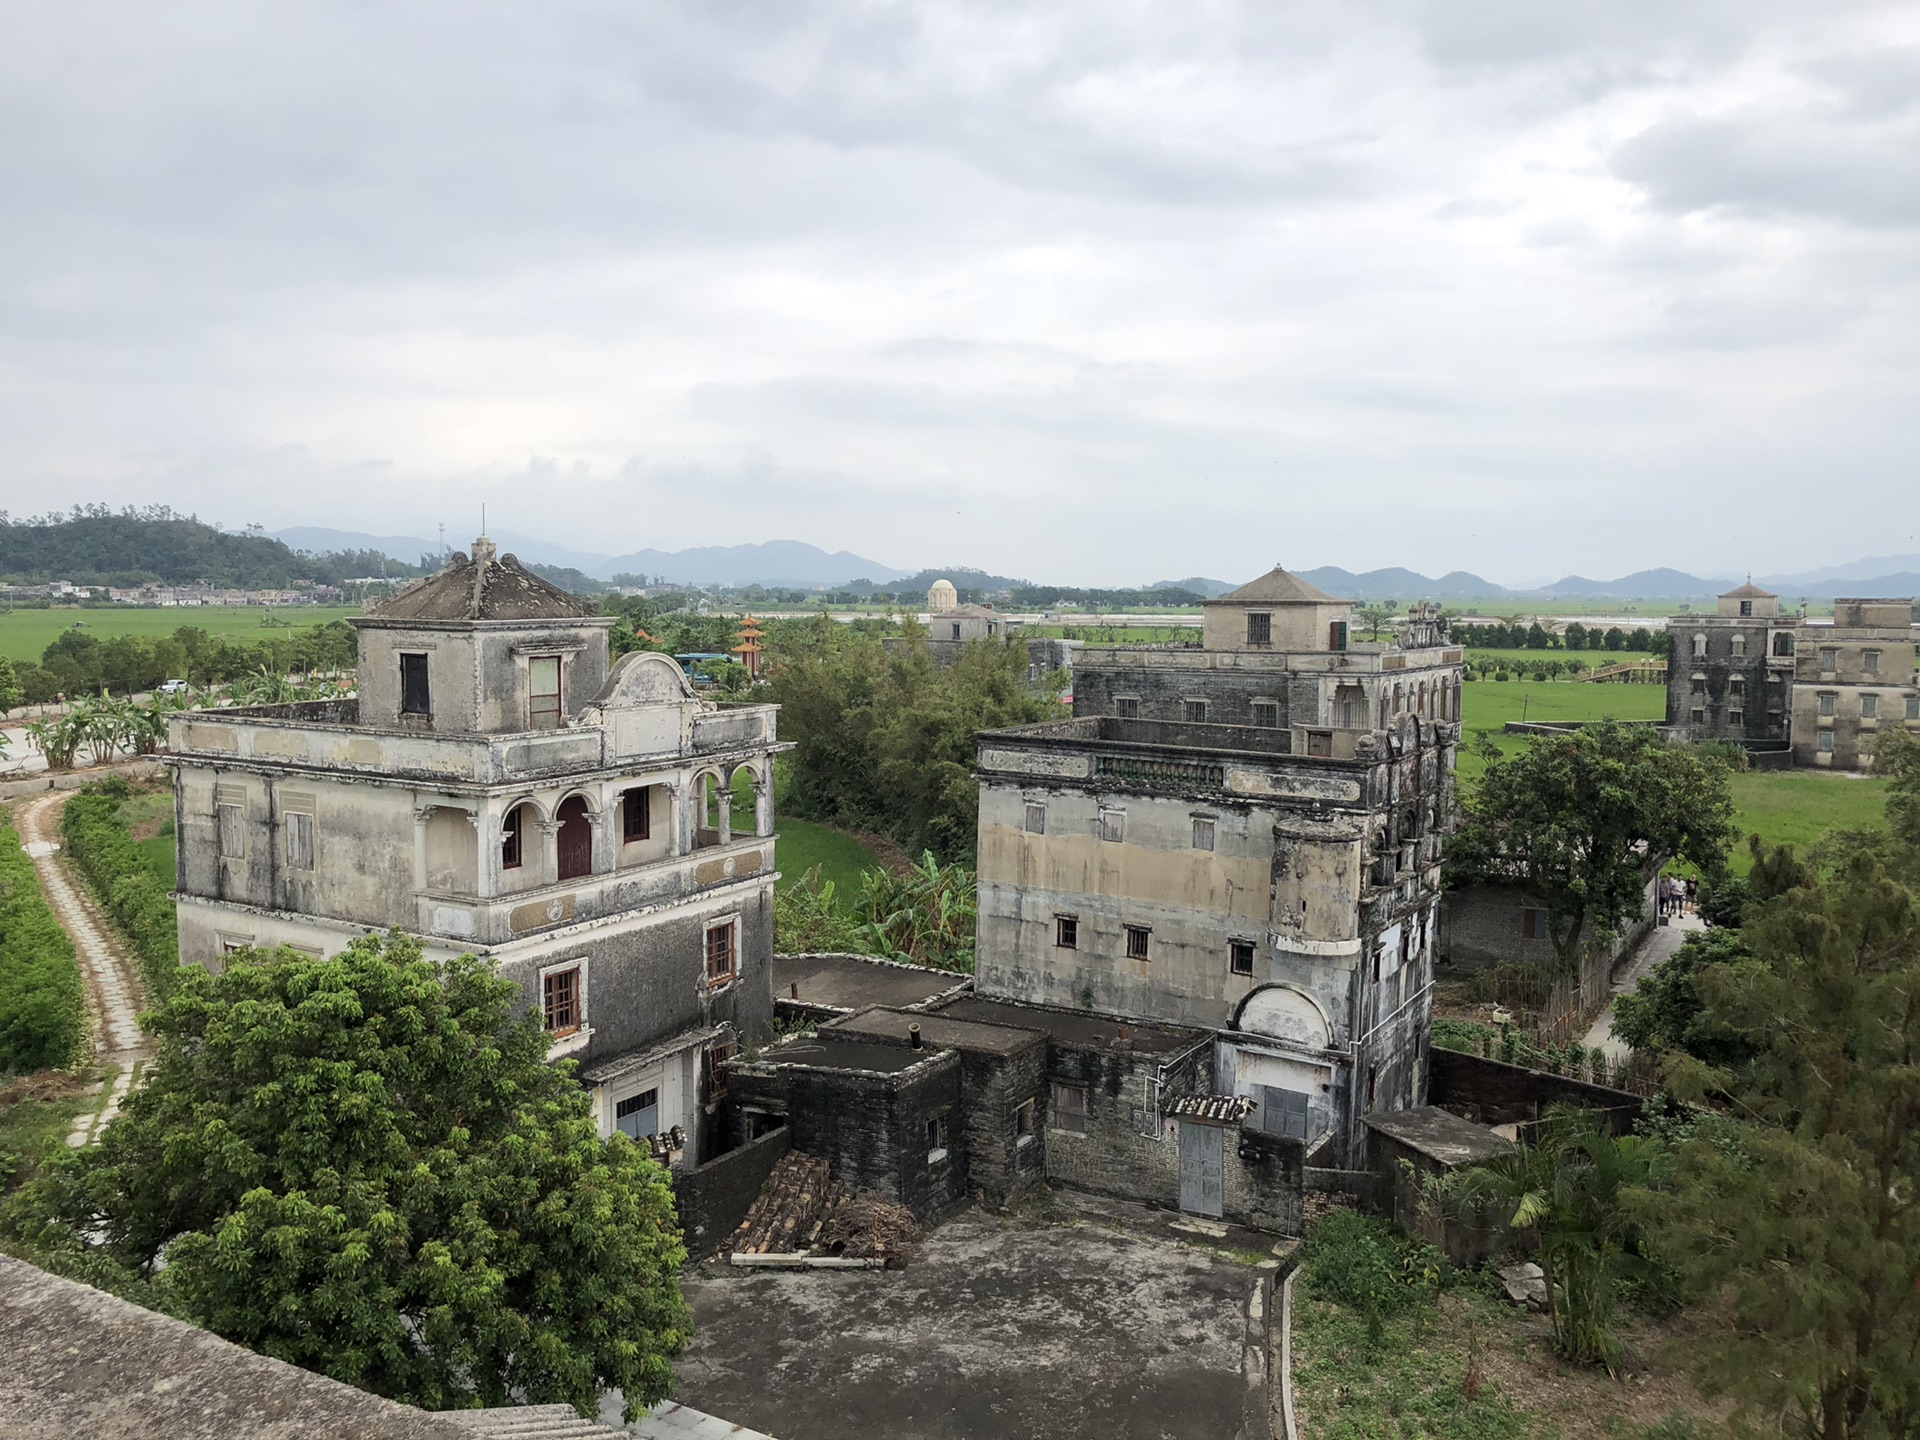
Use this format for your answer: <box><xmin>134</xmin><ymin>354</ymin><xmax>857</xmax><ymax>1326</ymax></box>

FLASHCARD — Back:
<box><xmin>0</xmin><ymin>2</ymin><xmax>1916</xmax><ymax>583</ymax></box>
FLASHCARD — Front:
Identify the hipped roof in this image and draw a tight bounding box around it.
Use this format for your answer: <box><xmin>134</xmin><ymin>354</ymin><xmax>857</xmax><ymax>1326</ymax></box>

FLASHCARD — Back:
<box><xmin>364</xmin><ymin>538</ymin><xmax>601</xmax><ymax>623</ymax></box>
<box><xmin>1205</xmin><ymin>564</ymin><xmax>1341</xmax><ymax>605</ymax></box>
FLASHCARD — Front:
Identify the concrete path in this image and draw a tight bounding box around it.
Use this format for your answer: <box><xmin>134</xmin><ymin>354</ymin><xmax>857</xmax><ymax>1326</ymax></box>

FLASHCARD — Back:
<box><xmin>1582</xmin><ymin>910</ymin><xmax>1704</xmax><ymax>1061</ymax></box>
<box><xmin>13</xmin><ymin>790</ymin><xmax>154</xmax><ymax>1146</ymax></box>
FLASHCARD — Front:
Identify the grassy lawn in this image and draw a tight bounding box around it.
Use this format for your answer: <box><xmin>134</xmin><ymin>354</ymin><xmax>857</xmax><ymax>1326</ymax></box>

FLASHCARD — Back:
<box><xmin>0</xmin><ymin>1072</ymin><xmax>96</xmax><ymax>1192</ymax></box>
<box><xmin>1728</xmin><ymin>770</ymin><xmax>1887</xmax><ymax>871</ymax></box>
<box><xmin>0</xmin><ymin>604</ymin><xmax>361</xmax><ymax>663</ymax></box>
<box><xmin>1466</xmin><ymin>648</ymin><xmax>1663</xmax><ymax>668</ymax></box>
<box><xmin>120</xmin><ymin>787</ymin><xmax>177</xmax><ymax>886</ymax></box>
<box><xmin>775</xmin><ymin>818</ymin><xmax>882</xmax><ymax>902</ymax></box>
<box><xmin>1458</xmin><ymin>679</ymin><xmax>1667</xmax><ymax>782</ymax></box>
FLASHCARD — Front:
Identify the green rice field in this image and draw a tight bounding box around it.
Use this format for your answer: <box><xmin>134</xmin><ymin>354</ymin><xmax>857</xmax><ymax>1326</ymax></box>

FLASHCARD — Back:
<box><xmin>0</xmin><ymin>605</ymin><xmax>361</xmax><ymax>663</ymax></box>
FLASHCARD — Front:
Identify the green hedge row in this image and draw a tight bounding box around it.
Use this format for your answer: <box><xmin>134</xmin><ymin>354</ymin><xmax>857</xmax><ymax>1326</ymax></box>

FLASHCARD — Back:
<box><xmin>61</xmin><ymin>781</ymin><xmax>180</xmax><ymax>1003</ymax></box>
<box><xmin>0</xmin><ymin>823</ymin><xmax>87</xmax><ymax>1073</ymax></box>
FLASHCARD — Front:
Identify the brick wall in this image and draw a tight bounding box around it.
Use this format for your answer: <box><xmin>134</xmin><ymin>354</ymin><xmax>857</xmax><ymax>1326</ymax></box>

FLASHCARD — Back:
<box><xmin>1429</xmin><ymin>1048</ymin><xmax>1640</xmax><ymax>1131</ymax></box>
<box><xmin>728</xmin><ymin>1051</ymin><xmax>969</xmax><ymax>1221</ymax></box>
<box><xmin>673</xmin><ymin>1125</ymin><xmax>791</xmax><ymax>1257</ymax></box>
<box><xmin>954</xmin><ymin>1043</ymin><xmax>1050</xmax><ymax>1206</ymax></box>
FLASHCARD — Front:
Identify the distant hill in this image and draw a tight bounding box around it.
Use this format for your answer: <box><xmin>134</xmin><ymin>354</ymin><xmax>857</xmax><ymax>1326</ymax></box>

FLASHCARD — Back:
<box><xmin>1532</xmin><ymin>568</ymin><xmax>1722</xmax><ymax>600</ymax></box>
<box><xmin>601</xmin><ymin>541</ymin><xmax>911</xmax><ymax>588</ymax></box>
<box><xmin>1149</xmin><ymin>577</ymin><xmax>1234</xmax><ymax>598</ymax></box>
<box><xmin>1295</xmin><ymin>566</ymin><xmax>1511</xmax><ymax>601</ymax></box>
<box><xmin>3</xmin><ymin>508</ymin><xmax>425</xmax><ymax>588</ymax></box>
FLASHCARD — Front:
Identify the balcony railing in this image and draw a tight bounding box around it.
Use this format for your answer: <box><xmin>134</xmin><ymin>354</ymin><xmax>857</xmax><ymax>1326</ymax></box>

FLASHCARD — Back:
<box><xmin>416</xmin><ymin>836</ymin><xmax>775</xmax><ymax>946</ymax></box>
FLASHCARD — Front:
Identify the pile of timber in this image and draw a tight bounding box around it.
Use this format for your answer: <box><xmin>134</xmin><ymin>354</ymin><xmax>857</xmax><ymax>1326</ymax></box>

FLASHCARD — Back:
<box><xmin>726</xmin><ymin>1152</ymin><xmax>918</xmax><ymax>1266</ymax></box>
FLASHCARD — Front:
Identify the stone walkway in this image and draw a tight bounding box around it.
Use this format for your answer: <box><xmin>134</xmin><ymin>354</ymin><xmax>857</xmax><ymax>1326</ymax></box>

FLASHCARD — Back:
<box><xmin>1582</xmin><ymin>909</ymin><xmax>1704</xmax><ymax>1061</ymax></box>
<box><xmin>14</xmin><ymin>790</ymin><xmax>153</xmax><ymax>1146</ymax></box>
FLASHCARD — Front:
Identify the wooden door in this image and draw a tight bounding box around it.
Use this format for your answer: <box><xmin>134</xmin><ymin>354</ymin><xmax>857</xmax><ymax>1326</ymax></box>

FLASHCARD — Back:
<box><xmin>556</xmin><ymin>796</ymin><xmax>592</xmax><ymax>881</ymax></box>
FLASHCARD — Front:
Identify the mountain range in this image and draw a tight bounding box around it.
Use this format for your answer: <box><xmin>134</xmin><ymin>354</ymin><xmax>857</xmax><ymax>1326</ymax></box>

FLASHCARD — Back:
<box><xmin>272</xmin><ymin>528</ymin><xmax>1920</xmax><ymax>601</ymax></box>
<box><xmin>272</xmin><ymin>528</ymin><xmax>912</xmax><ymax>588</ymax></box>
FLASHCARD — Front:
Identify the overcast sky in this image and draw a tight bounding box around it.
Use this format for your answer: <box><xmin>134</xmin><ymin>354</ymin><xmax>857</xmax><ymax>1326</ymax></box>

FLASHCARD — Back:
<box><xmin>3</xmin><ymin>2</ymin><xmax>1917</xmax><ymax>585</ymax></box>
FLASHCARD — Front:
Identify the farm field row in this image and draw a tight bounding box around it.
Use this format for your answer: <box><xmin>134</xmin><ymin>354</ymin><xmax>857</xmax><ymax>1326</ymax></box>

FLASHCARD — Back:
<box><xmin>0</xmin><ymin>605</ymin><xmax>363</xmax><ymax>662</ymax></box>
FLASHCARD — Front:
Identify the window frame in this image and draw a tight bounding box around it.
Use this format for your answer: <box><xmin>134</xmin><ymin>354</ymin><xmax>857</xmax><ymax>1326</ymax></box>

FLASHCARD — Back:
<box><xmin>1113</xmin><ymin>696</ymin><xmax>1140</xmax><ymax>719</ymax></box>
<box><xmin>283</xmin><ymin>809</ymin><xmax>315</xmax><ymax>872</ymax></box>
<box><xmin>1049</xmin><ymin>1082</ymin><xmax>1089</xmax><ymax>1134</ymax></box>
<box><xmin>1182</xmin><ymin>698</ymin><xmax>1209</xmax><ymax>723</ymax></box>
<box><xmin>1023</xmin><ymin>802</ymin><xmax>1047</xmax><ymax>835</ymax></box>
<box><xmin>1124</xmin><ymin>924</ymin><xmax>1151</xmax><ymax>961</ymax></box>
<box><xmin>1861</xmin><ymin>693</ymin><xmax>1878</xmax><ymax>719</ymax></box>
<box><xmin>1191</xmin><ymin>815</ymin><xmax>1216</xmax><ymax>852</ymax></box>
<box><xmin>614</xmin><ymin>1086</ymin><xmax>661</xmax><ymax>1141</ymax></box>
<box><xmin>1817</xmin><ymin>730</ymin><xmax>1835</xmax><ymax>753</ymax></box>
<box><xmin>217</xmin><ymin>800</ymin><xmax>246</xmax><ymax>861</ymax></box>
<box><xmin>1246</xmin><ymin>612</ymin><xmax>1272</xmax><ymax>646</ymax></box>
<box><xmin>1099</xmin><ymin>808</ymin><xmax>1125</xmax><ymax>844</ymax></box>
<box><xmin>541</xmin><ymin>961</ymin><xmax>584</xmax><ymax>1039</ymax></box>
<box><xmin>1055</xmin><ymin>914</ymin><xmax>1078</xmax><ymax>949</ymax></box>
<box><xmin>1863</xmin><ymin>649</ymin><xmax>1881</xmax><ymax>675</ymax></box>
<box><xmin>528</xmin><ymin>653</ymin><xmax>564</xmax><ymax>730</ymax></box>
<box><xmin>399</xmin><ymin>651</ymin><xmax>432</xmax><ymax>716</ymax></box>
<box><xmin>621</xmin><ymin>787</ymin><xmax>651</xmax><ymax>844</ymax></box>
<box><xmin>704</xmin><ymin>916</ymin><xmax>740</xmax><ymax>987</ymax></box>
<box><xmin>501</xmin><ymin>804</ymin><xmax>525</xmax><ymax>869</ymax></box>
<box><xmin>1229</xmin><ymin>939</ymin><xmax>1255</xmax><ymax>976</ymax></box>
<box><xmin>1250</xmin><ymin>700</ymin><xmax>1280</xmax><ymax>728</ymax></box>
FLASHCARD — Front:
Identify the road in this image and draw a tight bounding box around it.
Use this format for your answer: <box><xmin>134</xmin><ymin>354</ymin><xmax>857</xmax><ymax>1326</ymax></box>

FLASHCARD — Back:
<box><xmin>1582</xmin><ymin>909</ymin><xmax>1704</xmax><ymax>1060</ymax></box>
<box><xmin>13</xmin><ymin>789</ymin><xmax>154</xmax><ymax>1145</ymax></box>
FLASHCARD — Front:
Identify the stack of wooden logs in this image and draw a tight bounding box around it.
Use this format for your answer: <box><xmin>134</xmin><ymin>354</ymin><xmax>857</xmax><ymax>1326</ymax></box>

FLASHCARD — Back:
<box><xmin>726</xmin><ymin>1152</ymin><xmax>917</xmax><ymax>1264</ymax></box>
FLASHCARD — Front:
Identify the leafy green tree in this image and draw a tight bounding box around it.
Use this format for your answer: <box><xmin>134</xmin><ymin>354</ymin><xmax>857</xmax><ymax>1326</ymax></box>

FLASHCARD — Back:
<box><xmin>10</xmin><ymin>934</ymin><xmax>691</xmax><ymax>1419</ymax></box>
<box><xmin>0</xmin><ymin>655</ymin><xmax>22</xmax><ymax>715</ymax></box>
<box><xmin>1641</xmin><ymin>857</ymin><xmax>1920</xmax><ymax>1440</ymax></box>
<box><xmin>1609</xmin><ymin>927</ymin><xmax>1755</xmax><ymax>1068</ymax></box>
<box><xmin>1450</xmin><ymin>1106</ymin><xmax>1667</xmax><ymax>1372</ymax></box>
<box><xmin>1356</xmin><ymin>600</ymin><xmax>1398</xmax><ymax>641</ymax></box>
<box><xmin>1563</xmin><ymin>622</ymin><xmax>1588</xmax><ymax>651</ymax></box>
<box><xmin>1450</xmin><ymin>720</ymin><xmax>1737</xmax><ymax>971</ymax></box>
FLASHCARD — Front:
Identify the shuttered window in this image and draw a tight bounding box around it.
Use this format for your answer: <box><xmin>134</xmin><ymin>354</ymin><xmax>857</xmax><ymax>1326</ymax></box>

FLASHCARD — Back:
<box><xmin>284</xmin><ymin>811</ymin><xmax>314</xmax><ymax>871</ymax></box>
<box><xmin>705</xmin><ymin>920</ymin><xmax>738</xmax><ymax>985</ymax></box>
<box><xmin>218</xmin><ymin>803</ymin><xmax>245</xmax><ymax>859</ymax></box>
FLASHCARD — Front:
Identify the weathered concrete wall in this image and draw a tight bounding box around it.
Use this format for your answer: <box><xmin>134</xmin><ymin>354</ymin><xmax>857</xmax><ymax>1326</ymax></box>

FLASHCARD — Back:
<box><xmin>673</xmin><ymin>1124</ymin><xmax>793</xmax><ymax>1257</ymax></box>
<box><xmin>1369</xmin><ymin>1127</ymin><xmax>1508</xmax><ymax>1267</ymax></box>
<box><xmin>355</xmin><ymin>618</ymin><xmax>615</xmax><ymax>734</ymax></box>
<box><xmin>1663</xmin><ymin>619</ymin><xmax>1793</xmax><ymax>743</ymax></box>
<box><xmin>1439</xmin><ymin>872</ymin><xmax>1656</xmax><ymax>975</ymax></box>
<box><xmin>1790</xmin><ymin>614</ymin><xmax>1919</xmax><ymax>770</ymax></box>
<box><xmin>1041</xmin><ymin>1043</ymin><xmax>1192</xmax><ymax>1210</ymax></box>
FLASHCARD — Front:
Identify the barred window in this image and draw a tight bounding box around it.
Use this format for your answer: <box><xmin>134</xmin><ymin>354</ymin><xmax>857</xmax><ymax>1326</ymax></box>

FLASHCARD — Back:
<box><xmin>705</xmin><ymin>920</ymin><xmax>738</xmax><ymax>985</ymax></box>
<box><xmin>1183</xmin><ymin>699</ymin><xmax>1209</xmax><ymax>723</ymax></box>
<box><xmin>1125</xmin><ymin>925</ymin><xmax>1150</xmax><ymax>961</ymax></box>
<box><xmin>1229</xmin><ymin>939</ymin><xmax>1255</xmax><ymax>976</ymax></box>
<box><xmin>622</xmin><ymin>788</ymin><xmax>651</xmax><ymax>843</ymax></box>
<box><xmin>542</xmin><ymin>966</ymin><xmax>581</xmax><ymax>1036</ymax></box>
<box><xmin>1055</xmin><ymin>915</ymin><xmax>1078</xmax><ymax>949</ymax></box>
<box><xmin>1251</xmin><ymin>701</ymin><xmax>1279</xmax><ymax>728</ymax></box>
<box><xmin>1114</xmin><ymin>697</ymin><xmax>1139</xmax><ymax>719</ymax></box>
<box><xmin>1246</xmin><ymin>613</ymin><xmax>1272</xmax><ymax>646</ymax></box>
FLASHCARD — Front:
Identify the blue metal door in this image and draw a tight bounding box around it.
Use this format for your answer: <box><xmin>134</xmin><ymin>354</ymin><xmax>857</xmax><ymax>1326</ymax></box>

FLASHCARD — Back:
<box><xmin>1178</xmin><ymin>1121</ymin><xmax>1224</xmax><ymax>1218</ymax></box>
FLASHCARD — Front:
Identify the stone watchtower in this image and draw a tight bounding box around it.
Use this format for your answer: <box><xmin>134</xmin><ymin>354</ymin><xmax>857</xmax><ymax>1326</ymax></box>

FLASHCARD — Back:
<box><xmin>1665</xmin><ymin>580</ymin><xmax>1794</xmax><ymax>755</ymax></box>
<box><xmin>167</xmin><ymin>539</ymin><xmax>788</xmax><ymax>1165</ymax></box>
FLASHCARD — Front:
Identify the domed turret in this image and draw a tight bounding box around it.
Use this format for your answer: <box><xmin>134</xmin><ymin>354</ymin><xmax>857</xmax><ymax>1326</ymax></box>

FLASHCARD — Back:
<box><xmin>927</xmin><ymin>578</ymin><xmax>958</xmax><ymax>613</ymax></box>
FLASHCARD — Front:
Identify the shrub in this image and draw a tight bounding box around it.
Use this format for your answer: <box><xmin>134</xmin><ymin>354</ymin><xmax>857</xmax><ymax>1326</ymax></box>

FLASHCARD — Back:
<box><xmin>1304</xmin><ymin>1209</ymin><xmax>1448</xmax><ymax>1319</ymax></box>
<box><xmin>60</xmin><ymin>782</ymin><xmax>180</xmax><ymax>1002</ymax></box>
<box><xmin>773</xmin><ymin>867</ymin><xmax>869</xmax><ymax>955</ymax></box>
<box><xmin>0</xmin><ymin>826</ymin><xmax>87</xmax><ymax>1073</ymax></box>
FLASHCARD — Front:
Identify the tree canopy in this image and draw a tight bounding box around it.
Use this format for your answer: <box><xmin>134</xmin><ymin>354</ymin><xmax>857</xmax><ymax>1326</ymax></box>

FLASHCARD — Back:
<box><xmin>8</xmin><ymin>933</ymin><xmax>690</xmax><ymax>1420</ymax></box>
<box><xmin>1450</xmin><ymin>719</ymin><xmax>1737</xmax><ymax>970</ymax></box>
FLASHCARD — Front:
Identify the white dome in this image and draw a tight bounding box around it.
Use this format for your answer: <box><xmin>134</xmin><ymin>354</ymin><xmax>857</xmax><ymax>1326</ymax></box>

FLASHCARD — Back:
<box><xmin>927</xmin><ymin>579</ymin><xmax>959</xmax><ymax>613</ymax></box>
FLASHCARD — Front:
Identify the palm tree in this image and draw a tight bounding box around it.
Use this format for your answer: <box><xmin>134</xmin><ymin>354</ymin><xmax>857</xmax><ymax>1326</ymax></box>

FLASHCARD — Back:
<box><xmin>1448</xmin><ymin>1105</ymin><xmax>1667</xmax><ymax>1373</ymax></box>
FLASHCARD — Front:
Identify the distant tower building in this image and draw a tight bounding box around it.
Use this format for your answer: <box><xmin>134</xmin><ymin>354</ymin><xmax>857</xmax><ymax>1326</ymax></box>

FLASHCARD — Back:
<box><xmin>927</xmin><ymin>578</ymin><xmax>959</xmax><ymax>614</ymax></box>
<box><xmin>1665</xmin><ymin>580</ymin><xmax>1794</xmax><ymax>758</ymax></box>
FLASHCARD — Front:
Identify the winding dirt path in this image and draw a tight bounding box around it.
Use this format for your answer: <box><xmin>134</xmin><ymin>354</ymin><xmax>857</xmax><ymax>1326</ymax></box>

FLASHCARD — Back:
<box><xmin>13</xmin><ymin>790</ymin><xmax>154</xmax><ymax>1146</ymax></box>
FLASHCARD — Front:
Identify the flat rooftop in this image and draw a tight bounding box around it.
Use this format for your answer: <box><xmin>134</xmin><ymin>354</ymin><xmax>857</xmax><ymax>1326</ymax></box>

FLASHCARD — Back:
<box><xmin>826</xmin><ymin>1006</ymin><xmax>1047</xmax><ymax>1058</ymax></box>
<box><xmin>1365</xmin><ymin>1106</ymin><xmax>1511</xmax><ymax>1167</ymax></box>
<box><xmin>933</xmin><ymin>996</ymin><xmax>1204</xmax><ymax>1057</ymax></box>
<box><xmin>773</xmin><ymin>953</ymin><xmax>971</xmax><ymax>1012</ymax></box>
<box><xmin>747</xmin><ymin>1037</ymin><xmax>939</xmax><ymax>1074</ymax></box>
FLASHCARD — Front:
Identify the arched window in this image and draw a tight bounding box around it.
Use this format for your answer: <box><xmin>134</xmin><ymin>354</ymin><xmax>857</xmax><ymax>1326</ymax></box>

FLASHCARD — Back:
<box><xmin>1692</xmin><ymin>633</ymin><xmax>1708</xmax><ymax>658</ymax></box>
<box><xmin>1731</xmin><ymin>633</ymin><xmax>1746</xmax><ymax>657</ymax></box>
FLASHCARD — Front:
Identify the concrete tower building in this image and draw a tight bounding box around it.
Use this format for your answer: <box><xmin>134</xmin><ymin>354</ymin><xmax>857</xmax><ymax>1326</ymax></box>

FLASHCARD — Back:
<box><xmin>165</xmin><ymin>538</ymin><xmax>787</xmax><ymax>1164</ymax></box>
<box><xmin>1664</xmin><ymin>581</ymin><xmax>1795</xmax><ymax>758</ymax></box>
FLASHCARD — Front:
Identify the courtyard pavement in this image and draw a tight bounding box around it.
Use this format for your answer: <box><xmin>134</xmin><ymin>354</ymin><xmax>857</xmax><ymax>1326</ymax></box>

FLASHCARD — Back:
<box><xmin>668</xmin><ymin>1205</ymin><xmax>1273</xmax><ymax>1440</ymax></box>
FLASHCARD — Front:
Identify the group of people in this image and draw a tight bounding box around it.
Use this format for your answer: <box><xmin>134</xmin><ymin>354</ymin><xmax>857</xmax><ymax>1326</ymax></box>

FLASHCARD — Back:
<box><xmin>1658</xmin><ymin>873</ymin><xmax>1697</xmax><ymax>919</ymax></box>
